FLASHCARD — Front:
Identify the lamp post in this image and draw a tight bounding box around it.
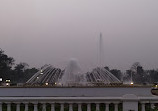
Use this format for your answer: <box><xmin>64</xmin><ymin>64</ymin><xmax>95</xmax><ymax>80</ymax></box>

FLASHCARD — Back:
<box><xmin>0</xmin><ymin>78</ymin><xmax>2</xmax><ymax>86</ymax></box>
<box><xmin>6</xmin><ymin>79</ymin><xmax>11</xmax><ymax>86</ymax></box>
<box><xmin>130</xmin><ymin>72</ymin><xmax>134</xmax><ymax>85</ymax></box>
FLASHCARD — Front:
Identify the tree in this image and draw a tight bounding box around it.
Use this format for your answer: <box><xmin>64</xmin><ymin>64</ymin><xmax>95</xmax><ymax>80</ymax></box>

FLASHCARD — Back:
<box><xmin>0</xmin><ymin>49</ymin><xmax>14</xmax><ymax>79</ymax></box>
<box><xmin>110</xmin><ymin>69</ymin><xmax>122</xmax><ymax>80</ymax></box>
<box><xmin>104</xmin><ymin>66</ymin><xmax>110</xmax><ymax>71</ymax></box>
<box><xmin>146</xmin><ymin>70</ymin><xmax>158</xmax><ymax>83</ymax></box>
<box><xmin>13</xmin><ymin>63</ymin><xmax>38</xmax><ymax>83</ymax></box>
<box><xmin>130</xmin><ymin>62</ymin><xmax>141</xmax><ymax>73</ymax></box>
<box><xmin>14</xmin><ymin>62</ymin><xmax>29</xmax><ymax>73</ymax></box>
<box><xmin>0</xmin><ymin>49</ymin><xmax>38</xmax><ymax>84</ymax></box>
<box><xmin>24</xmin><ymin>68</ymin><xmax>38</xmax><ymax>82</ymax></box>
<box><xmin>14</xmin><ymin>63</ymin><xmax>28</xmax><ymax>83</ymax></box>
<box><xmin>127</xmin><ymin>62</ymin><xmax>146</xmax><ymax>84</ymax></box>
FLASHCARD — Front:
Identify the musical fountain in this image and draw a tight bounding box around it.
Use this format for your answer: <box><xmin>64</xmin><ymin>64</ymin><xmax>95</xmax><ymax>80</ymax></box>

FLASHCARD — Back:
<box><xmin>26</xmin><ymin>34</ymin><xmax>121</xmax><ymax>86</ymax></box>
<box><xmin>2</xmin><ymin>34</ymin><xmax>155</xmax><ymax>111</ymax></box>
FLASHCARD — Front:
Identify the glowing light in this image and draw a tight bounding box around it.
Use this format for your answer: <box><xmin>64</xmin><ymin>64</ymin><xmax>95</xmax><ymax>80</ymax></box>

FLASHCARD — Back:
<box><xmin>45</xmin><ymin>83</ymin><xmax>48</xmax><ymax>85</ymax></box>
<box><xmin>40</xmin><ymin>70</ymin><xmax>43</xmax><ymax>74</ymax></box>
<box><xmin>6</xmin><ymin>80</ymin><xmax>10</xmax><ymax>82</ymax></box>
<box><xmin>55</xmin><ymin>82</ymin><xmax>57</xmax><ymax>85</ymax></box>
<box><xmin>0</xmin><ymin>78</ymin><xmax>2</xmax><ymax>82</ymax></box>
<box><xmin>130</xmin><ymin>82</ymin><xmax>134</xmax><ymax>85</ymax></box>
<box><xmin>37</xmin><ymin>77</ymin><xmax>39</xmax><ymax>79</ymax></box>
<box><xmin>6</xmin><ymin>83</ymin><xmax>10</xmax><ymax>86</ymax></box>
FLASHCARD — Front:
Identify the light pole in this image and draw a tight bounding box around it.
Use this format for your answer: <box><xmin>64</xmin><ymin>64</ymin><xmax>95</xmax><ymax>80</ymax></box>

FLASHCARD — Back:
<box><xmin>0</xmin><ymin>78</ymin><xmax>2</xmax><ymax>86</ymax></box>
<box><xmin>130</xmin><ymin>72</ymin><xmax>133</xmax><ymax>85</ymax></box>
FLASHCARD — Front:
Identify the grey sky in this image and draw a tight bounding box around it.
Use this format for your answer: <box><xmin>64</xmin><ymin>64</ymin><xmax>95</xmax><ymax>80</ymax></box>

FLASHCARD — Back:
<box><xmin>0</xmin><ymin>0</ymin><xmax>158</xmax><ymax>72</ymax></box>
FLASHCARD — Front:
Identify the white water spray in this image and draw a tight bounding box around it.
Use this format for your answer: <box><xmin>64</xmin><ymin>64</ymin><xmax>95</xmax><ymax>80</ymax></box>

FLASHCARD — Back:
<box><xmin>99</xmin><ymin>33</ymin><xmax>105</xmax><ymax>67</ymax></box>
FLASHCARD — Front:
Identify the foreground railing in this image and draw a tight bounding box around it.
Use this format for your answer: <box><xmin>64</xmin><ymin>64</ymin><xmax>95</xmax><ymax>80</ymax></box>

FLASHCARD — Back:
<box><xmin>0</xmin><ymin>96</ymin><xmax>158</xmax><ymax>111</ymax></box>
<box><xmin>0</xmin><ymin>101</ymin><xmax>122</xmax><ymax>111</ymax></box>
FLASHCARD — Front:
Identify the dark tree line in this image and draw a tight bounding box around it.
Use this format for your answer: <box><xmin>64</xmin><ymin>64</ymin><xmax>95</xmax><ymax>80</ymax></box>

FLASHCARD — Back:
<box><xmin>1</xmin><ymin>48</ymin><xmax>158</xmax><ymax>84</ymax></box>
<box><xmin>0</xmin><ymin>49</ymin><xmax>38</xmax><ymax>84</ymax></box>
<box><xmin>108</xmin><ymin>62</ymin><xmax>158</xmax><ymax>84</ymax></box>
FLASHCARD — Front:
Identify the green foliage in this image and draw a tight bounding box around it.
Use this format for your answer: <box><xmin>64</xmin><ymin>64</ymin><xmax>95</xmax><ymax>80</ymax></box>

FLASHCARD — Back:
<box><xmin>28</xmin><ymin>103</ymin><xmax>34</xmax><ymax>111</ymax></box>
<box><xmin>91</xmin><ymin>103</ymin><xmax>96</xmax><ymax>111</ymax></box>
<box><xmin>109</xmin><ymin>103</ymin><xmax>114</xmax><ymax>111</ymax></box>
<box><xmin>20</xmin><ymin>104</ymin><xmax>25</xmax><ymax>111</ymax></box>
<box><xmin>55</xmin><ymin>103</ymin><xmax>60</xmax><ymax>111</ymax></box>
<box><xmin>138</xmin><ymin>103</ymin><xmax>141</xmax><ymax>111</ymax></box>
<box><xmin>2</xmin><ymin>103</ymin><xmax>7</xmax><ymax>111</ymax></box>
<box><xmin>100</xmin><ymin>103</ymin><xmax>105</xmax><ymax>111</ymax></box>
<box><xmin>118</xmin><ymin>103</ymin><xmax>123</xmax><ymax>111</ymax></box>
<box><xmin>82</xmin><ymin>104</ymin><xmax>87</xmax><ymax>111</ymax></box>
<box><xmin>11</xmin><ymin>103</ymin><xmax>16</xmax><ymax>111</ymax></box>
<box><xmin>73</xmin><ymin>104</ymin><xmax>78</xmax><ymax>111</ymax></box>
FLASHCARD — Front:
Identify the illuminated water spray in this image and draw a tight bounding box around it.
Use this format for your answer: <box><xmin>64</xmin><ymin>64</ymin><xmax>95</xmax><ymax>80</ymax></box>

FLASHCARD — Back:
<box><xmin>59</xmin><ymin>58</ymin><xmax>86</xmax><ymax>86</ymax></box>
<box><xmin>99</xmin><ymin>33</ymin><xmax>105</xmax><ymax>67</ymax></box>
<box><xmin>26</xmin><ymin>33</ymin><xmax>121</xmax><ymax>86</ymax></box>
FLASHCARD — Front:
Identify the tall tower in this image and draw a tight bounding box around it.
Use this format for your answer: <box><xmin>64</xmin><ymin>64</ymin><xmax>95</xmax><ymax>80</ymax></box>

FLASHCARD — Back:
<box><xmin>99</xmin><ymin>33</ymin><xmax>104</xmax><ymax>67</ymax></box>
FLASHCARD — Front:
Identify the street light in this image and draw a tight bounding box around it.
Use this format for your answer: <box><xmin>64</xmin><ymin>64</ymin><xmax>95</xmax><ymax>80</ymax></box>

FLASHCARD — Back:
<box><xmin>45</xmin><ymin>83</ymin><xmax>48</xmax><ymax>86</ymax></box>
<box><xmin>6</xmin><ymin>79</ymin><xmax>11</xmax><ymax>86</ymax></box>
<box><xmin>6</xmin><ymin>80</ymin><xmax>10</xmax><ymax>82</ymax></box>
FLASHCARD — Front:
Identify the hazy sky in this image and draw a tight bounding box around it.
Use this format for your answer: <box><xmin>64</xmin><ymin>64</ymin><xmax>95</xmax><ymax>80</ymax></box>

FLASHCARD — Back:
<box><xmin>0</xmin><ymin>0</ymin><xmax>158</xmax><ymax>72</ymax></box>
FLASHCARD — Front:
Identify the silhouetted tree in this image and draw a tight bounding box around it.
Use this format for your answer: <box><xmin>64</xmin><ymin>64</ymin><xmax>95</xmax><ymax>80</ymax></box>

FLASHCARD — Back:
<box><xmin>123</xmin><ymin>62</ymin><xmax>145</xmax><ymax>84</ymax></box>
<box><xmin>131</xmin><ymin>62</ymin><xmax>141</xmax><ymax>73</ymax></box>
<box><xmin>0</xmin><ymin>49</ymin><xmax>14</xmax><ymax>80</ymax></box>
<box><xmin>110</xmin><ymin>69</ymin><xmax>122</xmax><ymax>80</ymax></box>
<box><xmin>146</xmin><ymin>69</ymin><xmax>158</xmax><ymax>83</ymax></box>
<box><xmin>0</xmin><ymin>48</ymin><xmax>38</xmax><ymax>84</ymax></box>
<box><xmin>23</xmin><ymin>68</ymin><xmax>38</xmax><ymax>82</ymax></box>
<box><xmin>104</xmin><ymin>66</ymin><xmax>110</xmax><ymax>71</ymax></box>
<box><xmin>14</xmin><ymin>62</ymin><xmax>29</xmax><ymax>73</ymax></box>
<box><xmin>13</xmin><ymin>63</ymin><xmax>38</xmax><ymax>83</ymax></box>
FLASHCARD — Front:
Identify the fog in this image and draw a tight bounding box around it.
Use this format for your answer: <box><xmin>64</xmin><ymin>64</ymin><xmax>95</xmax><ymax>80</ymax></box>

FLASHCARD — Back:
<box><xmin>0</xmin><ymin>0</ymin><xmax>158</xmax><ymax>72</ymax></box>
